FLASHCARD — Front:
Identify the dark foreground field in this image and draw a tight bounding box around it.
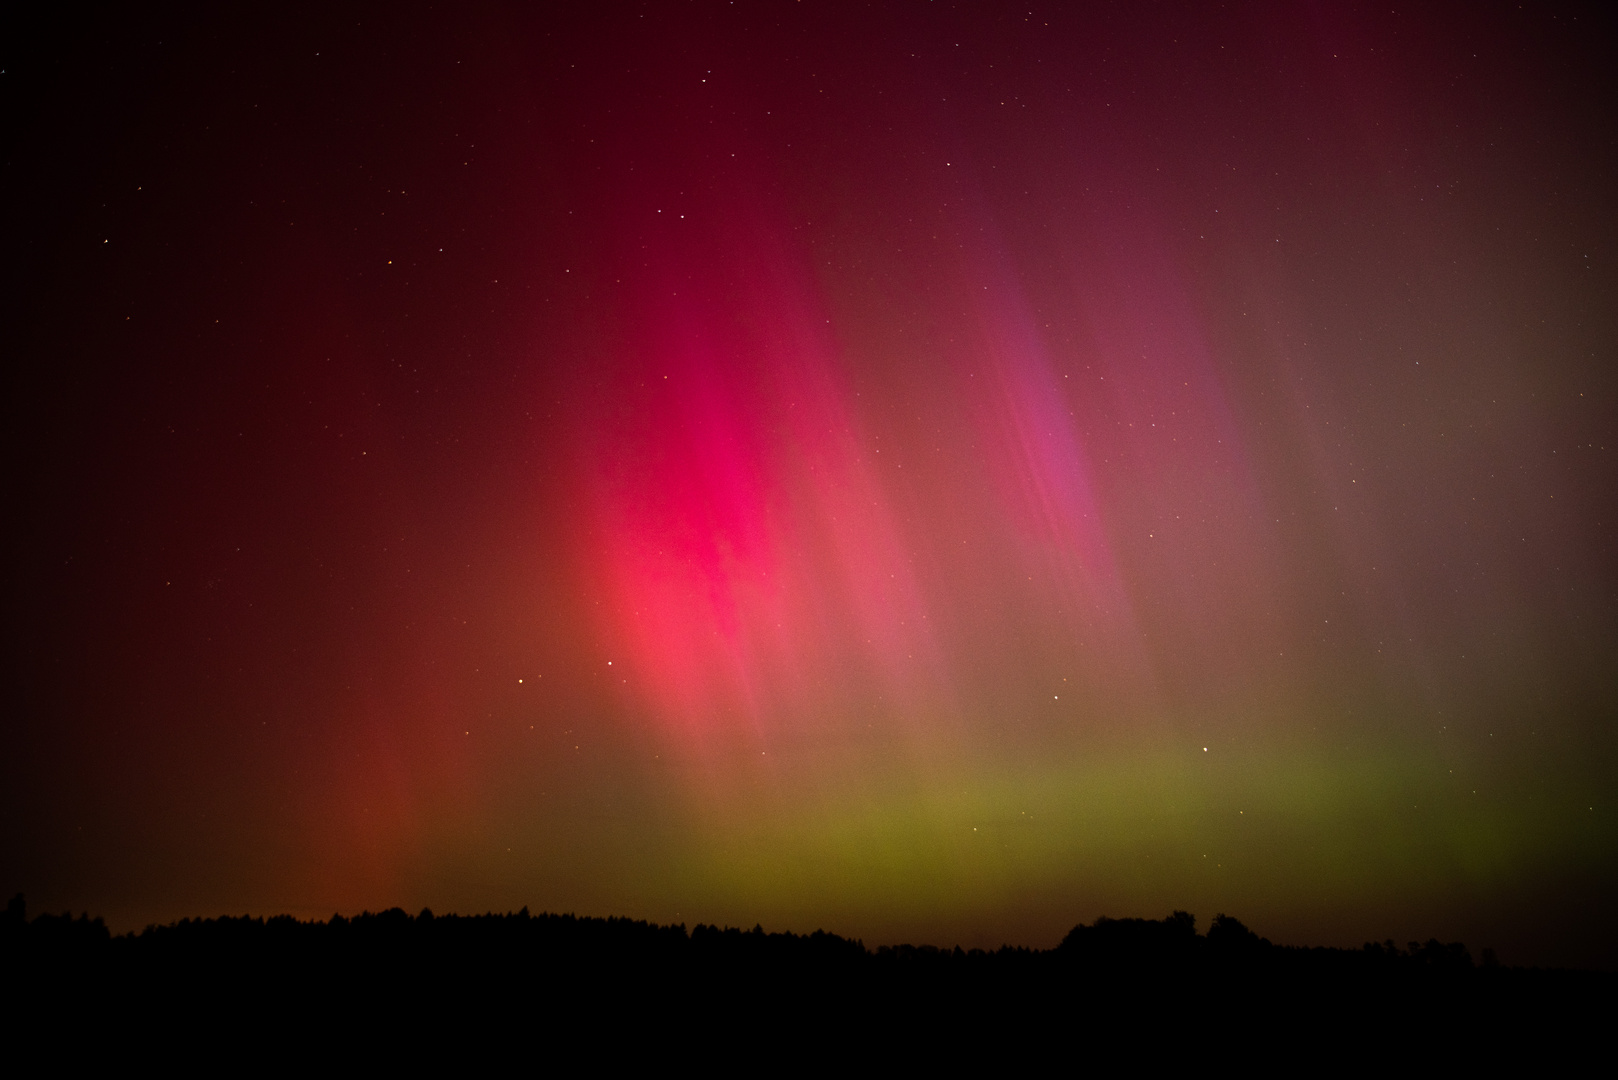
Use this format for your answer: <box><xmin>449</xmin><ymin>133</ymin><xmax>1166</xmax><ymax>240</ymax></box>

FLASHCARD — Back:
<box><xmin>4</xmin><ymin>896</ymin><xmax>1610</xmax><ymax>1063</ymax></box>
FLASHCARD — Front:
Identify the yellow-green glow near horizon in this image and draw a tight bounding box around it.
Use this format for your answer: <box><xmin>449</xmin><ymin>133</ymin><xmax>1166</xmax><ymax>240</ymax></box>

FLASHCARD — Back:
<box><xmin>413</xmin><ymin>723</ymin><xmax>1608</xmax><ymax>954</ymax></box>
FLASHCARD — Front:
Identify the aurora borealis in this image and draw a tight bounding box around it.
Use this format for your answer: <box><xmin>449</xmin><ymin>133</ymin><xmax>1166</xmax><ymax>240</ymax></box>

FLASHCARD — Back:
<box><xmin>5</xmin><ymin>2</ymin><xmax>1616</xmax><ymax>966</ymax></box>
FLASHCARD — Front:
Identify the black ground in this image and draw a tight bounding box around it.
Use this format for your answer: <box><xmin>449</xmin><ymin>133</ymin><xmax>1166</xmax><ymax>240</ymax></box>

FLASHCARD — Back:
<box><xmin>3</xmin><ymin>895</ymin><xmax>1609</xmax><ymax>1064</ymax></box>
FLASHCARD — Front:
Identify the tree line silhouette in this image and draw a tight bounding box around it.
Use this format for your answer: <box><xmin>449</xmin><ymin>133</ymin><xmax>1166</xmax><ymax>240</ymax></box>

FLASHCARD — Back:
<box><xmin>3</xmin><ymin>892</ymin><xmax>1610</xmax><ymax>1055</ymax></box>
<box><xmin>0</xmin><ymin>891</ymin><xmax>1502</xmax><ymax>974</ymax></box>
<box><xmin>4</xmin><ymin>891</ymin><xmax>1603</xmax><ymax>986</ymax></box>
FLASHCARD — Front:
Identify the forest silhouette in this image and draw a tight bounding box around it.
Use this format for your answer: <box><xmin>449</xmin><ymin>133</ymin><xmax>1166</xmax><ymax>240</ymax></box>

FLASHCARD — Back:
<box><xmin>4</xmin><ymin>890</ymin><xmax>1611</xmax><ymax>1056</ymax></box>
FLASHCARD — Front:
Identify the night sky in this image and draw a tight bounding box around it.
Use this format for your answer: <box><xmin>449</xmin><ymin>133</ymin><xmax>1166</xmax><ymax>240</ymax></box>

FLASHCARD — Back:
<box><xmin>5</xmin><ymin>2</ymin><xmax>1616</xmax><ymax>967</ymax></box>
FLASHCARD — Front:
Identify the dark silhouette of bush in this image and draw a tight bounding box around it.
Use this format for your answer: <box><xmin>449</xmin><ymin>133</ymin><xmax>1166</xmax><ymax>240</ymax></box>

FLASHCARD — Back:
<box><xmin>1058</xmin><ymin>909</ymin><xmax>1200</xmax><ymax>967</ymax></box>
<box><xmin>1205</xmin><ymin>912</ymin><xmax>1265</xmax><ymax>950</ymax></box>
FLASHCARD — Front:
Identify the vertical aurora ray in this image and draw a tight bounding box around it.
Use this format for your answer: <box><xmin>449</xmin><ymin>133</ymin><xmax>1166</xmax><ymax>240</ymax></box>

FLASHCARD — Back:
<box><xmin>582</xmin><ymin>175</ymin><xmax>945</xmax><ymax>768</ymax></box>
<box><xmin>970</xmin><ymin>260</ymin><xmax>1137</xmax><ymax>644</ymax></box>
